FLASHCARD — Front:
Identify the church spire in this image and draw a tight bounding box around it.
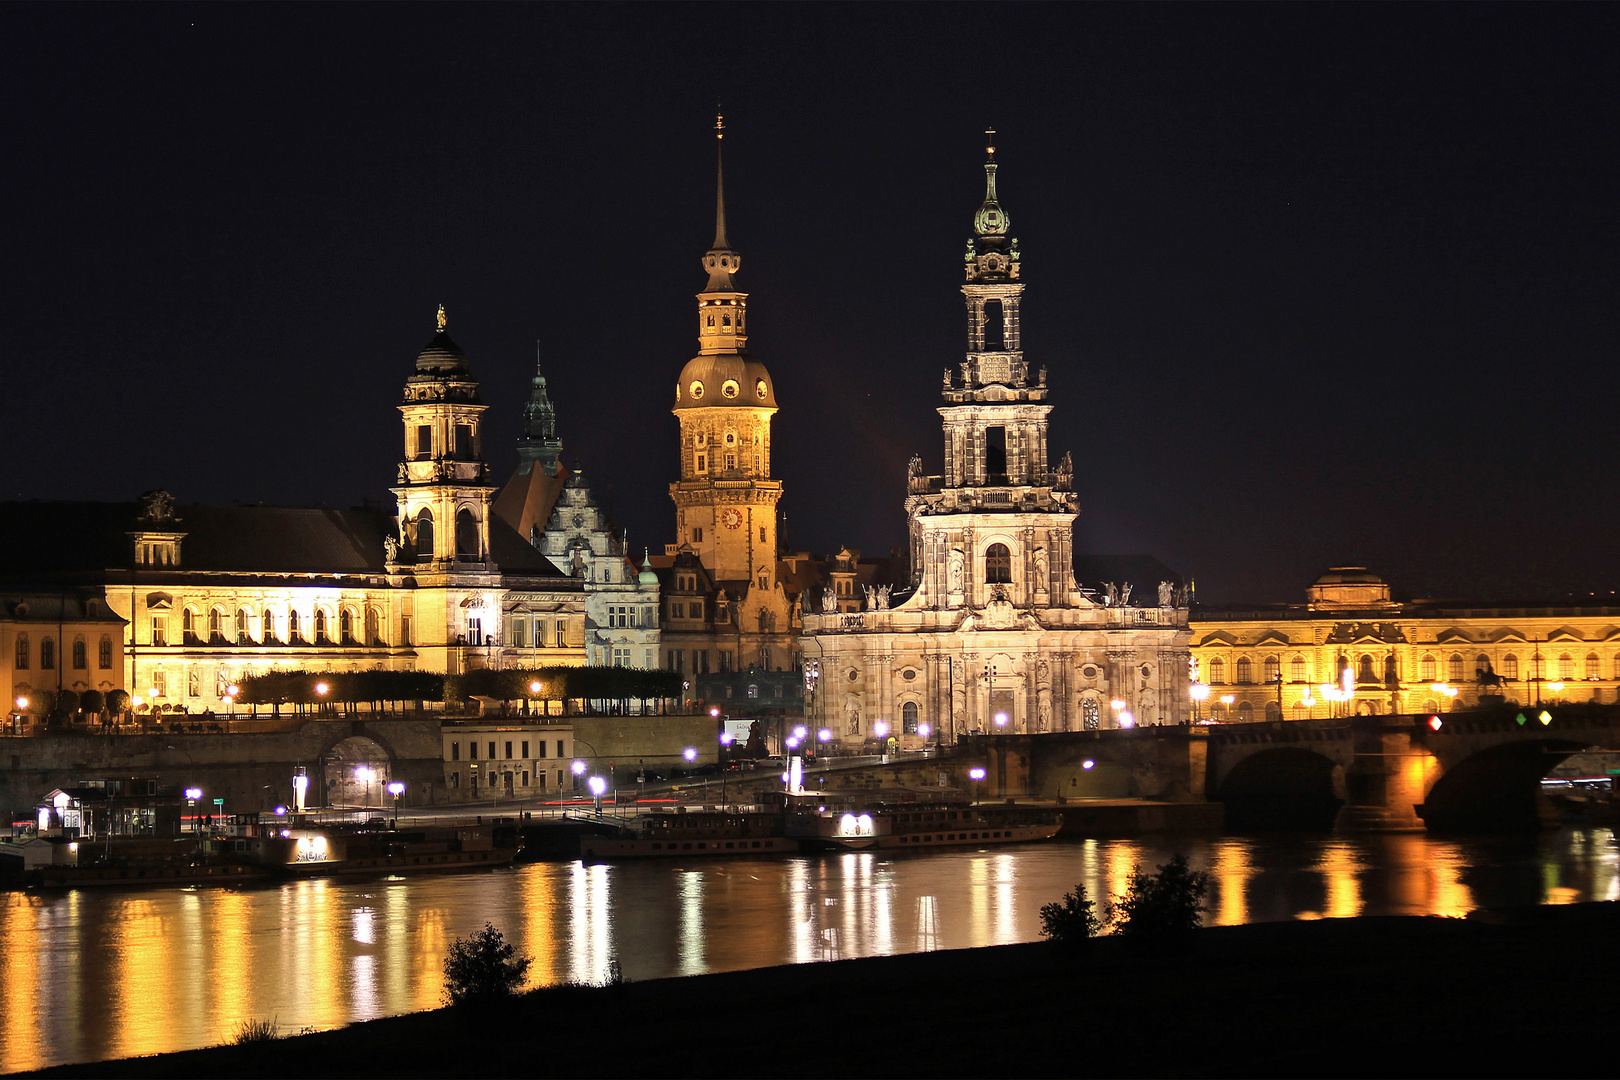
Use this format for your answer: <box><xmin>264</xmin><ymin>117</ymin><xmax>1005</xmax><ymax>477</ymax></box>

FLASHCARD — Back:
<box><xmin>973</xmin><ymin>127</ymin><xmax>1010</xmax><ymax>239</ymax></box>
<box><xmin>516</xmin><ymin>341</ymin><xmax>564</xmax><ymax>476</ymax></box>
<box><xmin>713</xmin><ymin>110</ymin><xmax>729</xmax><ymax>250</ymax></box>
<box><xmin>702</xmin><ymin>110</ymin><xmax>741</xmax><ymax>295</ymax></box>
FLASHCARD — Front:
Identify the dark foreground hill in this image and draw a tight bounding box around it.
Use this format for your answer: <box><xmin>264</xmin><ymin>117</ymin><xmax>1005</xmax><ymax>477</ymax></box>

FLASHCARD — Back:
<box><xmin>28</xmin><ymin>903</ymin><xmax>1620</xmax><ymax>1078</ymax></box>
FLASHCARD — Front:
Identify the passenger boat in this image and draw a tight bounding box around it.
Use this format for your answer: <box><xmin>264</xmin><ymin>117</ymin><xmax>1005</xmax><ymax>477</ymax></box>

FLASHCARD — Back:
<box><xmin>580</xmin><ymin>808</ymin><xmax>796</xmax><ymax>859</ymax></box>
<box><xmin>788</xmin><ymin>800</ymin><xmax>1062</xmax><ymax>852</ymax></box>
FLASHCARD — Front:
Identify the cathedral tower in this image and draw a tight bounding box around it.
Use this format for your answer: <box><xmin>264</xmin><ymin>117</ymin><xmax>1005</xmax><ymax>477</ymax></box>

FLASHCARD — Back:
<box><xmin>391</xmin><ymin>306</ymin><xmax>496</xmax><ymax>570</ymax></box>
<box><xmin>670</xmin><ymin>116</ymin><xmax>782</xmax><ymax>589</ymax></box>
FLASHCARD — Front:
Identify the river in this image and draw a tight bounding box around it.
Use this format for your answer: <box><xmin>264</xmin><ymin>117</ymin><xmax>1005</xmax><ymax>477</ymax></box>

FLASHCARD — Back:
<box><xmin>2</xmin><ymin>829</ymin><xmax>1616</xmax><ymax>1073</ymax></box>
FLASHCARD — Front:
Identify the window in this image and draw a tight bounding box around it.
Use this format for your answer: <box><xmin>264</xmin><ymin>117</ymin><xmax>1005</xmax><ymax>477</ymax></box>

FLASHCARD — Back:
<box><xmin>451</xmin><ymin>772</ymin><xmax>459</xmax><ymax>789</ymax></box>
<box><xmin>747</xmin><ymin>684</ymin><xmax>758</xmax><ymax>699</ymax></box>
<box><xmin>99</xmin><ymin>636</ymin><xmax>113</xmax><ymax>669</ymax></box>
<box><xmin>315</xmin><ymin>610</ymin><xmax>330</xmax><ymax>644</ymax></box>
<box><xmin>455</xmin><ymin>423</ymin><xmax>473</xmax><ymax>458</ymax></box>
<box><xmin>1559</xmin><ymin>654</ymin><xmax>1574</xmax><ymax>679</ymax></box>
<box><xmin>263</xmin><ymin>609</ymin><xmax>277</xmax><ymax>644</ymax></box>
<box><xmin>236</xmin><ymin>608</ymin><xmax>251</xmax><ymax>645</ymax></box>
<box><xmin>1587</xmin><ymin>654</ymin><xmax>1600</xmax><ymax>680</ymax></box>
<box><xmin>556</xmin><ymin>740</ymin><xmax>564</xmax><ymax>758</ymax></box>
<box><xmin>469</xmin><ymin>741</ymin><xmax>477</xmax><ymax>759</ymax></box>
<box><xmin>1208</xmin><ymin>658</ymin><xmax>1224</xmax><ymax>684</ymax></box>
<box><xmin>455</xmin><ymin>509</ymin><xmax>479</xmax><ymax>560</ymax></box>
<box><xmin>209</xmin><ymin>608</ymin><xmax>224</xmax><ymax>641</ymax></box>
<box><xmin>467</xmin><ymin>617</ymin><xmax>483</xmax><ymax>645</ymax></box>
<box><xmin>555</xmin><ymin>622</ymin><xmax>566</xmax><ymax>647</ymax></box>
<box><xmin>488</xmin><ymin>742</ymin><xmax>496</xmax><ymax>759</ymax></box>
<box><xmin>695</xmin><ymin>650</ymin><xmax>709</xmax><ymax>674</ymax></box>
<box><xmin>183</xmin><ymin>609</ymin><xmax>197</xmax><ymax>642</ymax></box>
<box><xmin>1448</xmin><ymin>655</ymin><xmax>1464</xmax><ymax>681</ymax></box>
<box><xmin>1235</xmin><ymin>657</ymin><xmax>1252</xmax><ymax>684</ymax></box>
<box><xmin>72</xmin><ymin>638</ymin><xmax>86</xmax><ymax>669</ymax></box>
<box><xmin>758</xmin><ymin>574</ymin><xmax>769</xmax><ymax>590</ymax></box>
<box><xmin>1290</xmin><ymin>657</ymin><xmax>1306</xmax><ymax>683</ymax></box>
<box><xmin>289</xmin><ymin>609</ymin><xmax>302</xmax><ymax>641</ymax></box>
<box><xmin>985</xmin><ymin>426</ymin><xmax>1007</xmax><ymax>482</ymax></box>
<box><xmin>452</xmin><ymin>742</ymin><xmax>460</xmax><ymax>761</ymax></box>
<box><xmin>537</xmin><ymin>740</ymin><xmax>547</xmax><ymax>758</ymax></box>
<box><xmin>14</xmin><ymin>633</ymin><xmax>27</xmax><ymax>670</ymax></box>
<box><xmin>696</xmin><ymin>454</ymin><xmax>707</xmax><ymax>472</ymax></box>
<box><xmin>188</xmin><ymin>669</ymin><xmax>200</xmax><ymax>697</ymax></box>
<box><xmin>152</xmin><ymin>666</ymin><xmax>166</xmax><ymax>696</ymax></box>
<box><xmin>40</xmin><ymin>637</ymin><xmax>55</xmax><ymax>670</ymax></box>
<box><xmin>692</xmin><ymin>527</ymin><xmax>704</xmax><ymax>543</ymax></box>
<box><xmin>365</xmin><ymin>608</ymin><xmax>382</xmax><ymax>646</ymax></box>
<box><xmin>760</xmin><ymin>526</ymin><xmax>767</xmax><ymax>543</ymax></box>
<box><xmin>522</xmin><ymin>741</ymin><xmax>530</xmax><ymax>759</ymax></box>
<box><xmin>1237</xmin><ymin>701</ymin><xmax>1254</xmax><ymax>722</ymax></box>
<box><xmin>760</xmin><ymin>646</ymin><xmax>772</xmax><ymax>670</ymax></box>
<box><xmin>1421</xmin><ymin>655</ymin><xmax>1436</xmax><ymax>681</ymax></box>
<box><xmin>985</xmin><ymin>543</ymin><xmax>1011</xmax><ymax>584</ymax></box>
<box><xmin>1264</xmin><ymin>702</ymin><xmax>1281</xmax><ymax>722</ymax></box>
<box><xmin>670</xmin><ymin>650</ymin><xmax>684</xmax><ymax>673</ymax></box>
<box><xmin>511</xmin><ymin>618</ymin><xmax>527</xmax><ymax>648</ymax></box>
<box><xmin>1503</xmin><ymin>654</ymin><xmax>1519</xmax><ymax>679</ymax></box>
<box><xmin>1263</xmin><ymin>656</ymin><xmax>1279</xmax><ymax>683</ymax></box>
<box><xmin>1082</xmin><ymin>698</ymin><xmax>1100</xmax><ymax>730</ymax></box>
<box><xmin>151</xmin><ymin>617</ymin><xmax>167</xmax><ymax>647</ymax></box>
<box><xmin>416</xmin><ymin>509</ymin><xmax>434</xmax><ymax>561</ymax></box>
<box><xmin>690</xmin><ymin>601</ymin><xmax>704</xmax><ymax>620</ymax></box>
<box><xmin>902</xmin><ymin>701</ymin><xmax>919</xmax><ymax>734</ymax></box>
<box><xmin>720</xmin><ymin>650</ymin><xmax>733</xmax><ymax>672</ymax></box>
<box><xmin>416</xmin><ymin>424</ymin><xmax>432</xmax><ymax>459</ymax></box>
<box><xmin>505</xmin><ymin>741</ymin><xmax>513</xmax><ymax>760</ymax></box>
<box><xmin>983</xmin><ymin>298</ymin><xmax>1004</xmax><ymax>350</ymax></box>
<box><xmin>1361</xmin><ymin>655</ymin><xmax>1378</xmax><ymax>682</ymax></box>
<box><xmin>612</xmin><ymin>647</ymin><xmax>630</xmax><ymax>666</ymax></box>
<box><xmin>401</xmin><ymin>614</ymin><xmax>412</xmax><ymax>646</ymax></box>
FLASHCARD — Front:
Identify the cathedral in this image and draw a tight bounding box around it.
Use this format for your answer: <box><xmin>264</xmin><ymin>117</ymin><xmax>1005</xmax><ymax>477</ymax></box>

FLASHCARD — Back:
<box><xmin>800</xmin><ymin>140</ymin><xmax>1192</xmax><ymax>746</ymax></box>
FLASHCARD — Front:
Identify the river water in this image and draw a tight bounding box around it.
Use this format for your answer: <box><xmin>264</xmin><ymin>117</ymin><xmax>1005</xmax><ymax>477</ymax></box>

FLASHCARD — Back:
<box><xmin>2</xmin><ymin>829</ymin><xmax>1617</xmax><ymax>1073</ymax></box>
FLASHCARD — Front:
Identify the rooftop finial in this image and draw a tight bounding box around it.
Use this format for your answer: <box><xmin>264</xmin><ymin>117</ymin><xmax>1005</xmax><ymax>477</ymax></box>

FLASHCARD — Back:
<box><xmin>436</xmin><ymin>304</ymin><xmax>447</xmax><ymax>333</ymax></box>
<box><xmin>973</xmin><ymin>129</ymin><xmax>1009</xmax><ymax>238</ymax></box>
<box><xmin>713</xmin><ymin>108</ymin><xmax>729</xmax><ymax>250</ymax></box>
<box><xmin>985</xmin><ymin>126</ymin><xmax>996</xmax><ymax>160</ymax></box>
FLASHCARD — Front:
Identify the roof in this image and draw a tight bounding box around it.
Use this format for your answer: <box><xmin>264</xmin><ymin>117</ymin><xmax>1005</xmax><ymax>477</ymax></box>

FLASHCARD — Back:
<box><xmin>415</xmin><ymin>330</ymin><xmax>470</xmax><ymax>373</ymax></box>
<box><xmin>491</xmin><ymin>461</ymin><xmax>571</xmax><ymax>544</ymax></box>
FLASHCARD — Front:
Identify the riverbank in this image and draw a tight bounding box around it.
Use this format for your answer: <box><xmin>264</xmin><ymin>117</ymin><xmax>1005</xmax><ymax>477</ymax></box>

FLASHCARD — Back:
<box><xmin>27</xmin><ymin>900</ymin><xmax>1620</xmax><ymax>1078</ymax></box>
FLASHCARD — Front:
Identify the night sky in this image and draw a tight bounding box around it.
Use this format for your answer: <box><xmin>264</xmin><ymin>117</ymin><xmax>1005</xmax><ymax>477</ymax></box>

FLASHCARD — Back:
<box><xmin>7</xmin><ymin>4</ymin><xmax>1617</xmax><ymax>605</ymax></box>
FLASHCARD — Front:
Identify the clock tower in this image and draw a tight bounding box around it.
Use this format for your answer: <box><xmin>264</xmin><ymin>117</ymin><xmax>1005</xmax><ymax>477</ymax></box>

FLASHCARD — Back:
<box><xmin>670</xmin><ymin>115</ymin><xmax>782</xmax><ymax>590</ymax></box>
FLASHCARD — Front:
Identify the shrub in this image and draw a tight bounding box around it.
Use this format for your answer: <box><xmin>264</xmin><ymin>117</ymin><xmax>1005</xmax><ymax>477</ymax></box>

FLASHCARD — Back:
<box><xmin>232</xmin><ymin>1017</ymin><xmax>278</xmax><ymax>1044</ymax></box>
<box><xmin>443</xmin><ymin>923</ymin><xmax>533</xmax><ymax>1006</ymax></box>
<box><xmin>1110</xmin><ymin>854</ymin><xmax>1212</xmax><ymax>952</ymax></box>
<box><xmin>1039</xmin><ymin>883</ymin><xmax>1101</xmax><ymax>949</ymax></box>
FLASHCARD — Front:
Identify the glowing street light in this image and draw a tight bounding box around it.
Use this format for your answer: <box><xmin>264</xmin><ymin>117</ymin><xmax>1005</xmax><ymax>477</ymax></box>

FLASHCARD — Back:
<box><xmin>992</xmin><ymin>712</ymin><xmax>1008</xmax><ymax>729</ymax></box>
<box><xmin>184</xmin><ymin>787</ymin><xmax>203</xmax><ymax>833</ymax></box>
<box><xmin>1082</xmin><ymin>759</ymin><xmax>1095</xmax><ymax>770</ymax></box>
<box><xmin>1190</xmin><ymin>683</ymin><xmax>1209</xmax><ymax>722</ymax></box>
<box><xmin>587</xmin><ymin>775</ymin><xmax>607</xmax><ymax>813</ymax></box>
<box><xmin>386</xmin><ymin>780</ymin><xmax>405</xmax><ymax>822</ymax></box>
<box><xmin>968</xmin><ymin>766</ymin><xmax>986</xmax><ymax>803</ymax></box>
<box><xmin>683</xmin><ymin>747</ymin><xmax>698</xmax><ymax>762</ymax></box>
<box><xmin>918</xmin><ymin>722</ymin><xmax>932</xmax><ymax>739</ymax></box>
<box><xmin>793</xmin><ymin>725</ymin><xmax>808</xmax><ymax>740</ymax></box>
<box><xmin>354</xmin><ymin>766</ymin><xmax>374</xmax><ymax>808</ymax></box>
<box><xmin>785</xmin><ymin>735</ymin><xmax>800</xmax><ymax>749</ymax></box>
<box><xmin>1118</xmin><ymin>710</ymin><xmax>1136</xmax><ymax>729</ymax></box>
<box><xmin>873</xmin><ymin>720</ymin><xmax>890</xmax><ymax>739</ymax></box>
<box><xmin>1218</xmin><ymin>694</ymin><xmax>1235</xmax><ymax>722</ymax></box>
<box><xmin>818</xmin><ymin>728</ymin><xmax>832</xmax><ymax>743</ymax></box>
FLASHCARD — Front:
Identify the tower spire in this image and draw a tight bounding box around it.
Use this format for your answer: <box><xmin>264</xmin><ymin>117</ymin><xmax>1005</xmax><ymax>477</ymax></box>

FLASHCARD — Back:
<box><xmin>974</xmin><ymin>127</ymin><xmax>1009</xmax><ymax>238</ymax></box>
<box><xmin>713</xmin><ymin>109</ymin><xmax>729</xmax><ymax>250</ymax></box>
<box><xmin>517</xmin><ymin>340</ymin><xmax>563</xmax><ymax>476</ymax></box>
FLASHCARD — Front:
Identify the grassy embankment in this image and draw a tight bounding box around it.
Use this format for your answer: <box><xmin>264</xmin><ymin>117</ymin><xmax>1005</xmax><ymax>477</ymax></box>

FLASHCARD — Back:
<box><xmin>29</xmin><ymin>902</ymin><xmax>1620</xmax><ymax>1078</ymax></box>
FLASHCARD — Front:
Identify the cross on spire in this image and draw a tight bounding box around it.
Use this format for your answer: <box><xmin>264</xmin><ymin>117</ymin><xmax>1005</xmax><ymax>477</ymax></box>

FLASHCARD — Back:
<box><xmin>985</xmin><ymin>126</ymin><xmax>996</xmax><ymax>158</ymax></box>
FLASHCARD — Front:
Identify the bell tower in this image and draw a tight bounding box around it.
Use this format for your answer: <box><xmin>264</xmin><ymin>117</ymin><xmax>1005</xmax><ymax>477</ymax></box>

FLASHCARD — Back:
<box><xmin>391</xmin><ymin>306</ymin><xmax>496</xmax><ymax>571</ymax></box>
<box><xmin>670</xmin><ymin>114</ymin><xmax>782</xmax><ymax>587</ymax></box>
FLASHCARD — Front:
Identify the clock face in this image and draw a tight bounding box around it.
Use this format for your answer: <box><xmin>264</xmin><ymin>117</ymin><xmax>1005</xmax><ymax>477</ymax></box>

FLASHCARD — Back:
<box><xmin>721</xmin><ymin>508</ymin><xmax>743</xmax><ymax>530</ymax></box>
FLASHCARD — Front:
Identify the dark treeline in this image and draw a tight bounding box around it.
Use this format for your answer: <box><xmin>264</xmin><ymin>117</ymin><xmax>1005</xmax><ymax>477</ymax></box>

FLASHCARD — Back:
<box><xmin>234</xmin><ymin>667</ymin><xmax>684</xmax><ymax>715</ymax></box>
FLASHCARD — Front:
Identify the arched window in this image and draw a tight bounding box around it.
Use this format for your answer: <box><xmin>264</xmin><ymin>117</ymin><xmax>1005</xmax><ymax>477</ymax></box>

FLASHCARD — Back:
<box><xmin>416</xmin><ymin>509</ymin><xmax>434</xmax><ymax>562</ymax></box>
<box><xmin>99</xmin><ymin>636</ymin><xmax>112</xmax><ymax>669</ymax></box>
<box><xmin>985</xmin><ymin>543</ymin><xmax>1011</xmax><ymax>584</ymax></box>
<box><xmin>1359</xmin><ymin>654</ymin><xmax>1377</xmax><ymax>682</ymax></box>
<box><xmin>236</xmin><ymin>608</ymin><xmax>251</xmax><ymax>645</ymax></box>
<box><xmin>315</xmin><ymin>609</ymin><xmax>330</xmax><ymax>644</ymax></box>
<box><xmin>365</xmin><ymin>608</ymin><xmax>382</xmax><ymax>646</ymax></box>
<box><xmin>902</xmin><ymin>701</ymin><xmax>919</xmax><ymax>734</ymax></box>
<box><xmin>1264</xmin><ymin>701</ymin><xmax>1281</xmax><ymax>722</ymax></box>
<box><xmin>1235</xmin><ymin>657</ymin><xmax>1252</xmax><ymax>684</ymax></box>
<box><xmin>1290</xmin><ymin>656</ymin><xmax>1306</xmax><ymax>683</ymax></box>
<box><xmin>1263</xmin><ymin>656</ymin><xmax>1279</xmax><ymax>683</ymax></box>
<box><xmin>1237</xmin><ymin>701</ymin><xmax>1254</xmax><ymax>722</ymax></box>
<box><xmin>1448</xmin><ymin>654</ymin><xmax>1464</xmax><ymax>682</ymax></box>
<box><xmin>263</xmin><ymin>609</ymin><xmax>277</xmax><ymax>644</ymax></box>
<box><xmin>983</xmin><ymin>299</ymin><xmax>1004</xmax><ymax>350</ymax></box>
<box><xmin>1587</xmin><ymin>653</ymin><xmax>1600</xmax><ymax>679</ymax></box>
<box><xmin>72</xmin><ymin>638</ymin><xmax>86</xmax><ymax>670</ymax></box>
<box><xmin>1421</xmin><ymin>655</ymin><xmax>1436</xmax><ymax>681</ymax></box>
<box><xmin>1081</xmin><ymin>698</ymin><xmax>1101</xmax><ymax>730</ymax></box>
<box><xmin>1475</xmin><ymin>655</ymin><xmax>1491</xmax><ymax>680</ymax></box>
<box><xmin>1208</xmin><ymin>658</ymin><xmax>1225</xmax><ymax>684</ymax></box>
<box><xmin>40</xmin><ymin>637</ymin><xmax>55</xmax><ymax>670</ymax></box>
<box><xmin>288</xmin><ymin>609</ymin><xmax>302</xmax><ymax>642</ymax></box>
<box><xmin>209</xmin><ymin>608</ymin><xmax>224</xmax><ymax>641</ymax></box>
<box><xmin>340</xmin><ymin>610</ymin><xmax>355</xmax><ymax>644</ymax></box>
<box><xmin>1503</xmin><ymin>654</ymin><xmax>1519</xmax><ymax>679</ymax></box>
<box><xmin>456</xmin><ymin>508</ymin><xmax>480</xmax><ymax>559</ymax></box>
<box><xmin>183</xmin><ymin>609</ymin><xmax>198</xmax><ymax>643</ymax></box>
<box><xmin>1559</xmin><ymin>653</ymin><xmax>1574</xmax><ymax>679</ymax></box>
<box><xmin>14</xmin><ymin>634</ymin><xmax>27</xmax><ymax>671</ymax></box>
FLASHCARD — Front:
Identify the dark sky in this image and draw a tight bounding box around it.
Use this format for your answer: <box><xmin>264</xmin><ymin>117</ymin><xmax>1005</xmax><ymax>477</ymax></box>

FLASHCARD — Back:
<box><xmin>7</xmin><ymin>4</ymin><xmax>1617</xmax><ymax>605</ymax></box>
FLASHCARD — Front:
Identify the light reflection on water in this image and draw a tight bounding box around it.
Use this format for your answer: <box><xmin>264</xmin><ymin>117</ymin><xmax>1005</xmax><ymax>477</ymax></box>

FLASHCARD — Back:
<box><xmin>1</xmin><ymin>829</ymin><xmax>1616</xmax><ymax>1073</ymax></box>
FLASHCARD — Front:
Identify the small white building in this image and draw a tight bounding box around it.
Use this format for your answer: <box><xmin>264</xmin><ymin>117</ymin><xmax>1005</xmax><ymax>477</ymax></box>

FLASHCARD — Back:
<box><xmin>442</xmin><ymin>723</ymin><xmax>575</xmax><ymax>801</ymax></box>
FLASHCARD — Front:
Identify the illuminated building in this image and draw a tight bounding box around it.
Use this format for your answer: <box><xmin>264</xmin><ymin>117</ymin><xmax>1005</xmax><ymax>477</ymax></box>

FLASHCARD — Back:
<box><xmin>442</xmin><ymin>723</ymin><xmax>575</xmax><ymax>800</ymax></box>
<box><xmin>650</xmin><ymin>116</ymin><xmax>797</xmax><ymax>684</ymax></box>
<box><xmin>1</xmin><ymin>590</ymin><xmax>126</xmax><ymax>728</ymax></box>
<box><xmin>0</xmin><ymin>312</ymin><xmax>586</xmax><ymax>715</ymax></box>
<box><xmin>1189</xmin><ymin>566</ymin><xmax>1620</xmax><ymax>719</ymax></box>
<box><xmin>800</xmin><ymin>138</ymin><xmax>1192</xmax><ymax>746</ymax></box>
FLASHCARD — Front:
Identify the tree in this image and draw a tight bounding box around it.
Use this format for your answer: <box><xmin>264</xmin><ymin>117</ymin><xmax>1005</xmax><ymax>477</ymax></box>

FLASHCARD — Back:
<box><xmin>1039</xmin><ymin>882</ymin><xmax>1101</xmax><ymax>949</ymax></box>
<box><xmin>106</xmin><ymin>689</ymin><xmax>130</xmax><ymax>715</ymax></box>
<box><xmin>1110</xmin><ymin>854</ymin><xmax>1211</xmax><ymax>953</ymax></box>
<box><xmin>80</xmin><ymin>689</ymin><xmax>105</xmax><ymax>716</ymax></box>
<box><xmin>443</xmin><ymin>924</ymin><xmax>532</xmax><ymax>1006</ymax></box>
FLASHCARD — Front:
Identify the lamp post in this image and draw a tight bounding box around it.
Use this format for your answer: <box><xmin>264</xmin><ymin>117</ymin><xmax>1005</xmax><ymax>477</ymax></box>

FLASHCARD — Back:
<box><xmin>528</xmin><ymin>680</ymin><xmax>544</xmax><ymax>717</ymax></box>
<box><xmin>587</xmin><ymin>775</ymin><xmax>607</xmax><ymax>815</ymax></box>
<box><xmin>1190</xmin><ymin>683</ymin><xmax>1209</xmax><ymax>723</ymax></box>
<box><xmin>354</xmin><ymin>766</ymin><xmax>373</xmax><ymax>809</ymax></box>
<box><xmin>184</xmin><ymin>787</ymin><xmax>202</xmax><ymax>833</ymax></box>
<box><xmin>386</xmin><ymin>780</ymin><xmax>405</xmax><ymax>826</ymax></box>
<box><xmin>1218</xmin><ymin>694</ymin><xmax>1235</xmax><ymax>722</ymax></box>
<box><xmin>968</xmin><ymin>766</ymin><xmax>986</xmax><ymax>805</ymax></box>
<box><xmin>314</xmin><ymin>681</ymin><xmax>329</xmax><ymax>718</ymax></box>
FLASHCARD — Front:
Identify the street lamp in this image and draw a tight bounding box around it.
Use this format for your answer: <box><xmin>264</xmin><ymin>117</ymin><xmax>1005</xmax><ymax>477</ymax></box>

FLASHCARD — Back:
<box><xmin>968</xmin><ymin>766</ymin><xmax>986</xmax><ymax>804</ymax></box>
<box><xmin>386</xmin><ymin>781</ymin><xmax>405</xmax><ymax>825</ymax></box>
<box><xmin>992</xmin><ymin>712</ymin><xmax>1008</xmax><ymax>730</ymax></box>
<box><xmin>1218</xmin><ymin>694</ymin><xmax>1235</xmax><ymax>722</ymax></box>
<box><xmin>184</xmin><ymin>787</ymin><xmax>203</xmax><ymax>833</ymax></box>
<box><xmin>587</xmin><ymin>775</ymin><xmax>607</xmax><ymax>814</ymax></box>
<box><xmin>683</xmin><ymin>746</ymin><xmax>698</xmax><ymax>763</ymax></box>
<box><xmin>528</xmin><ymin>680</ymin><xmax>543</xmax><ymax>716</ymax></box>
<box><xmin>354</xmin><ymin>766</ymin><xmax>373</xmax><ymax>808</ymax></box>
<box><xmin>1190</xmin><ymin>683</ymin><xmax>1209</xmax><ymax>723</ymax></box>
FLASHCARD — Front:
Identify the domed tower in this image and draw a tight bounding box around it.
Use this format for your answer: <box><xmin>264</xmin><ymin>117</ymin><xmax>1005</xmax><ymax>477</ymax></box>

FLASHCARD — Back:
<box><xmin>670</xmin><ymin>115</ymin><xmax>782</xmax><ymax>587</ymax></box>
<box><xmin>391</xmin><ymin>306</ymin><xmax>496</xmax><ymax>570</ymax></box>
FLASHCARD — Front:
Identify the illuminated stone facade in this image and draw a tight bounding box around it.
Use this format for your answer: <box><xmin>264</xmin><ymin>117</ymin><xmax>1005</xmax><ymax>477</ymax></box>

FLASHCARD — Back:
<box><xmin>1</xmin><ymin>591</ymin><xmax>126</xmax><ymax>726</ymax></box>
<box><xmin>654</xmin><ymin>121</ymin><xmax>796</xmax><ymax>680</ymax></box>
<box><xmin>801</xmin><ymin>144</ymin><xmax>1192</xmax><ymax>748</ymax></box>
<box><xmin>1189</xmin><ymin>566</ymin><xmax>1620</xmax><ymax>720</ymax></box>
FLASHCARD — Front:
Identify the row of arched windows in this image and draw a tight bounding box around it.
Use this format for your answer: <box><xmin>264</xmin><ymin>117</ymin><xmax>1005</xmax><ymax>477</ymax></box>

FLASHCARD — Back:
<box><xmin>13</xmin><ymin>634</ymin><xmax>114</xmax><ymax>670</ymax></box>
<box><xmin>1202</xmin><ymin>651</ymin><xmax>1620</xmax><ymax>685</ymax></box>
<box><xmin>175</xmin><ymin>606</ymin><xmax>385</xmax><ymax>647</ymax></box>
<box><xmin>411</xmin><ymin>507</ymin><xmax>482</xmax><ymax>561</ymax></box>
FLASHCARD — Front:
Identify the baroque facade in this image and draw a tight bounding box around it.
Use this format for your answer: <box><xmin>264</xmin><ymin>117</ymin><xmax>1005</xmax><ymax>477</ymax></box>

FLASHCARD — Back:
<box><xmin>651</xmin><ymin>119</ymin><xmax>797</xmax><ymax>683</ymax></box>
<box><xmin>1189</xmin><ymin>566</ymin><xmax>1620</xmax><ymax>720</ymax></box>
<box><xmin>0</xmin><ymin>312</ymin><xmax>587</xmax><ymax>718</ymax></box>
<box><xmin>800</xmin><ymin>142</ymin><xmax>1192</xmax><ymax>748</ymax></box>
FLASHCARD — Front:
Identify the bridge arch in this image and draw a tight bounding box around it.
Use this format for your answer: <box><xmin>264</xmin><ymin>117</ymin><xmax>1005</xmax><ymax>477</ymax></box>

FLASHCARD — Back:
<box><xmin>1421</xmin><ymin>739</ymin><xmax>1589</xmax><ymax>834</ymax></box>
<box><xmin>317</xmin><ymin>729</ymin><xmax>397</xmax><ymax>809</ymax></box>
<box><xmin>1215</xmin><ymin>746</ymin><xmax>1346</xmax><ymax>832</ymax></box>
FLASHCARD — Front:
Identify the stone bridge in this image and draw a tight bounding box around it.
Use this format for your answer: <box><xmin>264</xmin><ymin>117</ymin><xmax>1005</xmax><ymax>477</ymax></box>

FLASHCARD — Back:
<box><xmin>955</xmin><ymin>705</ymin><xmax>1620</xmax><ymax>832</ymax></box>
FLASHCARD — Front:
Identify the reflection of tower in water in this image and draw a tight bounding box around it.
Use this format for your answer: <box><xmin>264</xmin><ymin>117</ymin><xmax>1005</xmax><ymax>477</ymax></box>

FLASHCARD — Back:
<box><xmin>914</xmin><ymin>895</ymin><xmax>939</xmax><ymax>952</ymax></box>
